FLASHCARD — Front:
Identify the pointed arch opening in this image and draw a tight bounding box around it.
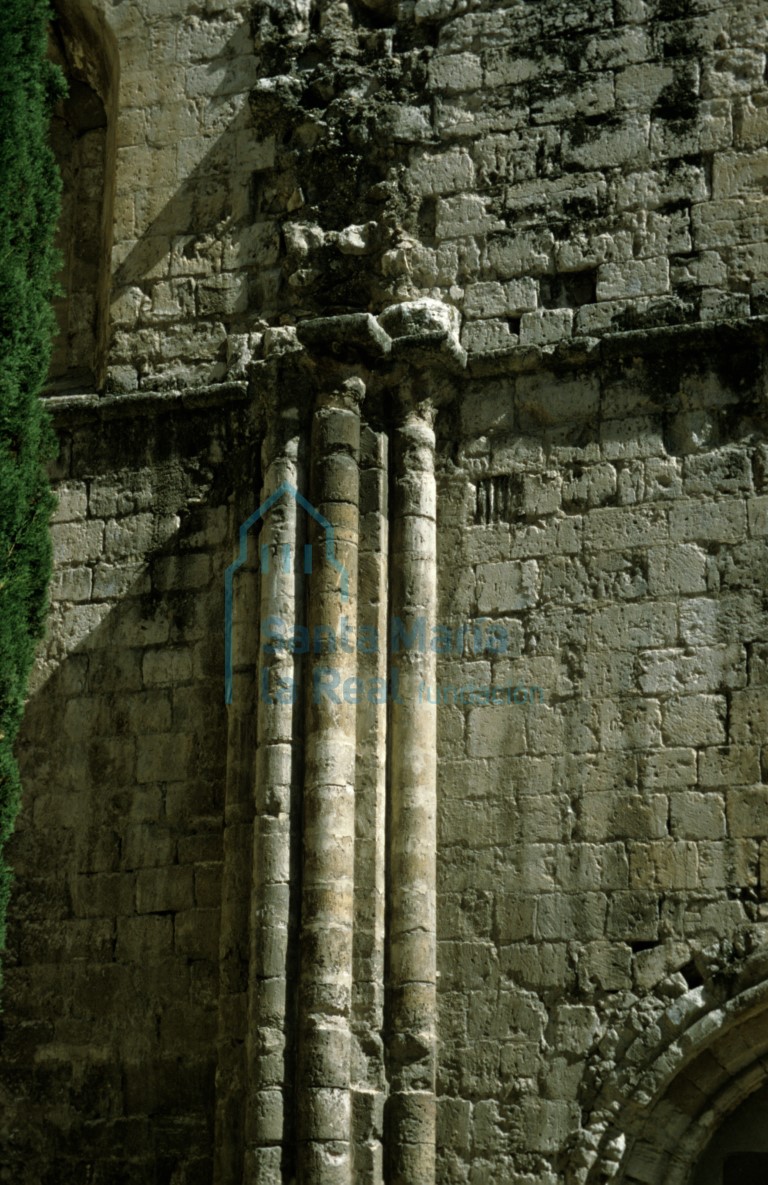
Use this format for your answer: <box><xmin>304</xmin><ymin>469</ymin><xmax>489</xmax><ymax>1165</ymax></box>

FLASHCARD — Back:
<box><xmin>571</xmin><ymin>947</ymin><xmax>768</xmax><ymax>1185</ymax></box>
<box><xmin>691</xmin><ymin>1082</ymin><xmax>768</xmax><ymax>1185</ymax></box>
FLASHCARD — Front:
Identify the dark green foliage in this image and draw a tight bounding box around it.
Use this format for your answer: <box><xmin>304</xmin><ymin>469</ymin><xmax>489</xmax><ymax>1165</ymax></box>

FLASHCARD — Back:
<box><xmin>0</xmin><ymin>1</ymin><xmax>63</xmax><ymax>978</ymax></box>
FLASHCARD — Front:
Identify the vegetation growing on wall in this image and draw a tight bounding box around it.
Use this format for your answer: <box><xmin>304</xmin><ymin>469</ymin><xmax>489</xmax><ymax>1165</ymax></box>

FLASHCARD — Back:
<box><xmin>0</xmin><ymin>0</ymin><xmax>63</xmax><ymax>981</ymax></box>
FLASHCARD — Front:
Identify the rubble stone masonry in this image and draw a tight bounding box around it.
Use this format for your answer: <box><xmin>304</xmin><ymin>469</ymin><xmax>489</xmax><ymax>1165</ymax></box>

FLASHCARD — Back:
<box><xmin>3</xmin><ymin>0</ymin><xmax>768</xmax><ymax>1183</ymax></box>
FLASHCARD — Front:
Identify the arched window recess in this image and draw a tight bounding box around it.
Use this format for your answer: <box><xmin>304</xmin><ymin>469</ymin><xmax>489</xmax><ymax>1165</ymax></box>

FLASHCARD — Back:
<box><xmin>46</xmin><ymin>1</ymin><xmax>118</xmax><ymax>393</ymax></box>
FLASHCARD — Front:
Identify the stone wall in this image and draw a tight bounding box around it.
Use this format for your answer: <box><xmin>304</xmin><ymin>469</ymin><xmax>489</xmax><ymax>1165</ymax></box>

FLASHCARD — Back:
<box><xmin>434</xmin><ymin>323</ymin><xmax>768</xmax><ymax>1183</ymax></box>
<box><xmin>47</xmin><ymin>0</ymin><xmax>768</xmax><ymax>389</ymax></box>
<box><xmin>1</xmin><ymin>388</ymin><xmax>257</xmax><ymax>1184</ymax></box>
<box><xmin>2</xmin><ymin>0</ymin><xmax>768</xmax><ymax>1183</ymax></box>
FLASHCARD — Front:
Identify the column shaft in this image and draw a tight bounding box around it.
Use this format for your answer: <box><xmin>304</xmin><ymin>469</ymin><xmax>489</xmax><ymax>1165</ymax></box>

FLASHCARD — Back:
<box><xmin>351</xmin><ymin>426</ymin><xmax>389</xmax><ymax>1181</ymax></box>
<box><xmin>387</xmin><ymin>406</ymin><xmax>438</xmax><ymax>1185</ymax></box>
<box><xmin>298</xmin><ymin>379</ymin><xmax>363</xmax><ymax>1185</ymax></box>
<box><xmin>215</xmin><ymin>446</ymin><xmax>261</xmax><ymax>1185</ymax></box>
<box><xmin>244</xmin><ymin>407</ymin><xmax>305</xmax><ymax>1185</ymax></box>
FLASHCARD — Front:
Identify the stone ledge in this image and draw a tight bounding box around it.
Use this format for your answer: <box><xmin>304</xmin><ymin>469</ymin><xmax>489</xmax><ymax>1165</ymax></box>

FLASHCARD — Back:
<box><xmin>467</xmin><ymin>315</ymin><xmax>768</xmax><ymax>378</ymax></box>
<box><xmin>43</xmin><ymin>315</ymin><xmax>768</xmax><ymax>426</ymax></box>
<box><xmin>44</xmin><ymin>381</ymin><xmax>250</xmax><ymax>424</ymax></box>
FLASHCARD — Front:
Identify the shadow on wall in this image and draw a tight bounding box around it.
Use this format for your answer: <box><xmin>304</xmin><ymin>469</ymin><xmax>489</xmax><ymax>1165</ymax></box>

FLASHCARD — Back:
<box><xmin>106</xmin><ymin>16</ymin><xmax>278</xmax><ymax>395</ymax></box>
<box><xmin>0</xmin><ymin>399</ymin><xmax>258</xmax><ymax>1185</ymax></box>
<box><xmin>45</xmin><ymin>6</ymin><xmax>276</xmax><ymax>397</ymax></box>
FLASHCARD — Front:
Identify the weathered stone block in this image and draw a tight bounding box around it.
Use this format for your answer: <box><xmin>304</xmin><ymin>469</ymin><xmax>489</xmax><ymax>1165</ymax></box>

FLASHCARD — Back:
<box><xmin>116</xmin><ymin>915</ymin><xmax>174</xmax><ymax>962</ymax></box>
<box><xmin>692</xmin><ymin>197</ymin><xmax>768</xmax><ymax>249</ymax></box>
<box><xmin>429</xmin><ymin>53</ymin><xmax>483</xmax><ymax>94</ymax></box>
<box><xmin>71</xmin><ymin>873</ymin><xmax>136</xmax><ymax>918</ymax></box>
<box><xmin>519</xmin><ymin>308</ymin><xmax>574</xmax><ymax>345</ymax></box>
<box><xmin>103</xmin><ymin>514</ymin><xmax>155</xmax><ymax>560</ymax></box>
<box><xmin>50</xmin><ymin>567</ymin><xmax>93</xmax><ymax>603</ymax></box>
<box><xmin>466</xmin><ymin>708</ymin><xmax>527</xmax><ymax>758</ymax></box>
<box><xmin>152</xmin><ymin>553</ymin><xmax>211</xmax><ymax>591</ymax></box>
<box><xmin>590</xmin><ymin>601</ymin><xmax>676</xmax><ymax>649</ymax></box>
<box><xmin>536</xmin><ymin>893</ymin><xmax>607</xmax><ymax>941</ymax></box>
<box><xmin>670</xmin><ymin>792</ymin><xmax>726</xmax><ymax>840</ymax></box>
<box><xmin>194</xmin><ymin>864</ymin><xmax>223</xmax><ymax>908</ymax></box>
<box><xmin>197</xmin><ymin>273</ymin><xmax>248</xmax><ymax>317</ymax></box>
<box><xmin>435</xmin><ymin>194</ymin><xmax>503</xmax><ymax>239</ymax></box>
<box><xmin>727</xmin><ymin>788</ymin><xmax>768</xmax><ymax>837</ymax></box>
<box><xmin>699</xmin><ymin>745</ymin><xmax>761</xmax><ymax>787</ymax></box>
<box><xmin>137</xmin><ymin>866</ymin><xmax>195</xmax><ymax>914</ymax></box>
<box><xmin>51</xmin><ymin>484</ymin><xmax>88</xmax><ymax>524</ymax></box>
<box><xmin>476</xmin><ymin>560</ymin><xmax>539</xmax><ymax>614</ymax></box>
<box><xmin>563</xmin><ymin>115</ymin><xmax>650</xmax><ymax>171</ymax></box>
<box><xmin>460</xmin><ymin>318</ymin><xmax>517</xmax><ymax>353</ymax></box>
<box><xmin>487</xmin><ymin>231</ymin><xmax>555</xmax><ymax>277</ymax></box>
<box><xmin>597</xmin><ymin>256</ymin><xmax>670</xmax><ymax>300</ymax></box>
<box><xmin>662</xmin><ymin>695</ymin><xmax>726</xmax><ymax>746</ymax></box>
<box><xmin>407</xmin><ymin>149</ymin><xmax>475</xmax><ymax>198</ymax></box>
<box><xmin>501</xmin><ymin>942</ymin><xmax>569</xmax><ymax>991</ymax></box>
<box><xmin>175</xmin><ymin>908</ymin><xmax>221</xmax><ymax>961</ymax></box>
<box><xmin>136</xmin><ymin>733</ymin><xmax>194</xmax><ymax>783</ymax></box>
<box><xmin>142</xmin><ymin>649</ymin><xmax>193</xmax><ymax>687</ymax></box>
<box><xmin>728</xmin><ymin>689</ymin><xmax>768</xmax><ymax>744</ymax></box>
<box><xmin>644</xmin><ymin>547</ymin><xmax>706</xmax><ymax>601</ymax></box>
<box><xmin>122</xmin><ymin>824</ymin><xmax>177</xmax><ymax>871</ymax></box>
<box><xmin>585</xmin><ymin>504</ymin><xmax>667</xmax><ymax>551</ymax></box>
<box><xmin>669</xmin><ymin>498</ymin><xmax>747</xmax><ymax>543</ymax></box>
<box><xmin>579</xmin><ymin>793</ymin><xmax>668</xmax><ymax>841</ymax></box>
<box><xmin>52</xmin><ymin>521</ymin><xmax>105</xmax><ymax>565</ymax></box>
<box><xmin>516</xmin><ymin>1097</ymin><xmax>580</xmax><ymax>1154</ymax></box>
<box><xmin>702</xmin><ymin>49</ymin><xmax>766</xmax><ymax>98</ymax></box>
<box><xmin>463</xmin><ymin>279</ymin><xmax>537</xmax><ymax>318</ymax></box>
<box><xmin>615</xmin><ymin>62</ymin><xmax>675</xmax><ymax>108</ymax></box>
<box><xmin>517</xmin><ymin>372</ymin><xmax>600</xmax><ymax>426</ymax></box>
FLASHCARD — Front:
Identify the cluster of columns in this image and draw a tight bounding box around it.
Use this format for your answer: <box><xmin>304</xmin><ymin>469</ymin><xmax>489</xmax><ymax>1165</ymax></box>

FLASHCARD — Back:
<box><xmin>224</xmin><ymin>353</ymin><xmax>440</xmax><ymax>1185</ymax></box>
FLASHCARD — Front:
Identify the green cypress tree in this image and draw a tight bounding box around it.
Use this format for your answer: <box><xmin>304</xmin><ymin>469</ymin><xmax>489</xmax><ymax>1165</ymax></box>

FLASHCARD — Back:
<box><xmin>0</xmin><ymin>0</ymin><xmax>64</xmax><ymax>982</ymax></box>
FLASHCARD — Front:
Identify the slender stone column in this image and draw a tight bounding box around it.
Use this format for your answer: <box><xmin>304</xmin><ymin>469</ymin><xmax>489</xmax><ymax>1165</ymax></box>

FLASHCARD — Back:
<box><xmin>298</xmin><ymin>377</ymin><xmax>364</xmax><ymax>1185</ymax></box>
<box><xmin>351</xmin><ymin>424</ymin><xmax>389</xmax><ymax>1181</ymax></box>
<box><xmin>215</xmin><ymin>443</ymin><xmax>261</xmax><ymax>1185</ymax></box>
<box><xmin>387</xmin><ymin>398</ymin><xmax>438</xmax><ymax>1185</ymax></box>
<box><xmin>244</xmin><ymin>394</ymin><xmax>305</xmax><ymax>1185</ymax></box>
